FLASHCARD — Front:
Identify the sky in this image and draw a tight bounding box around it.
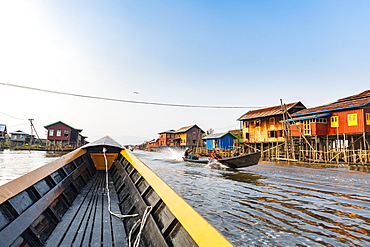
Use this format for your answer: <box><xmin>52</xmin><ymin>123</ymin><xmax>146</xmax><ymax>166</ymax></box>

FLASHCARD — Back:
<box><xmin>0</xmin><ymin>0</ymin><xmax>369</xmax><ymax>145</ymax></box>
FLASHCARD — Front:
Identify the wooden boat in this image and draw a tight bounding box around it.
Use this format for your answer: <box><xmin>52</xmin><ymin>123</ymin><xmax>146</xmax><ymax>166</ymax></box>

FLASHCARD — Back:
<box><xmin>182</xmin><ymin>157</ymin><xmax>210</xmax><ymax>164</ymax></box>
<box><xmin>183</xmin><ymin>151</ymin><xmax>261</xmax><ymax>168</ymax></box>
<box><xmin>0</xmin><ymin>136</ymin><xmax>233</xmax><ymax>247</ymax></box>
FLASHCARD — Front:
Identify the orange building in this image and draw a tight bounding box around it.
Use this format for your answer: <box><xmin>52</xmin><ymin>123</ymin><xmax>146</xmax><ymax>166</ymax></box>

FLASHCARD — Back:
<box><xmin>237</xmin><ymin>102</ymin><xmax>306</xmax><ymax>144</ymax></box>
<box><xmin>158</xmin><ymin>130</ymin><xmax>175</xmax><ymax>147</ymax></box>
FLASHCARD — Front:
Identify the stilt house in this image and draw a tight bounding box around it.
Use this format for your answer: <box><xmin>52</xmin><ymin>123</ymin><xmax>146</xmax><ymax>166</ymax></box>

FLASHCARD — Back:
<box><xmin>157</xmin><ymin>125</ymin><xmax>204</xmax><ymax>147</ymax></box>
<box><xmin>44</xmin><ymin>121</ymin><xmax>86</xmax><ymax>147</ymax></box>
<box><xmin>203</xmin><ymin>132</ymin><xmax>237</xmax><ymax>150</ymax></box>
<box><xmin>9</xmin><ymin>130</ymin><xmax>34</xmax><ymax>145</ymax></box>
<box><xmin>289</xmin><ymin>90</ymin><xmax>370</xmax><ymax>151</ymax></box>
<box><xmin>237</xmin><ymin>102</ymin><xmax>306</xmax><ymax>145</ymax></box>
<box><xmin>173</xmin><ymin>125</ymin><xmax>204</xmax><ymax>147</ymax></box>
<box><xmin>158</xmin><ymin>130</ymin><xmax>175</xmax><ymax>147</ymax></box>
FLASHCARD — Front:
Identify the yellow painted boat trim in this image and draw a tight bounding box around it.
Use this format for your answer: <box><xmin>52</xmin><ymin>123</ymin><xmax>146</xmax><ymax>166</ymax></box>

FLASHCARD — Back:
<box><xmin>0</xmin><ymin>148</ymin><xmax>86</xmax><ymax>204</ymax></box>
<box><xmin>121</xmin><ymin>149</ymin><xmax>234</xmax><ymax>247</ymax></box>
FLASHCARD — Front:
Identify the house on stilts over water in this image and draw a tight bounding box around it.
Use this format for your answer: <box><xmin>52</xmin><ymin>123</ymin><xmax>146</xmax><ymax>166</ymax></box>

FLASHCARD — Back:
<box><xmin>237</xmin><ymin>101</ymin><xmax>306</xmax><ymax>158</ymax></box>
<box><xmin>287</xmin><ymin>90</ymin><xmax>370</xmax><ymax>164</ymax></box>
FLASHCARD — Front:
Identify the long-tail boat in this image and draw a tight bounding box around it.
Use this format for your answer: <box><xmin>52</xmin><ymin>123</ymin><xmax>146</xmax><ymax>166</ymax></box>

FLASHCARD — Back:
<box><xmin>183</xmin><ymin>151</ymin><xmax>261</xmax><ymax>168</ymax></box>
<box><xmin>0</xmin><ymin>136</ymin><xmax>233</xmax><ymax>247</ymax></box>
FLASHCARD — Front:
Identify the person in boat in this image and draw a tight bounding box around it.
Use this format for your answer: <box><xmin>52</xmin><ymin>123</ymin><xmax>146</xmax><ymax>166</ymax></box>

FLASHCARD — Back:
<box><xmin>232</xmin><ymin>149</ymin><xmax>240</xmax><ymax>157</ymax></box>
<box><xmin>184</xmin><ymin>147</ymin><xmax>191</xmax><ymax>158</ymax></box>
<box><xmin>209</xmin><ymin>150</ymin><xmax>222</xmax><ymax>159</ymax></box>
<box><xmin>184</xmin><ymin>148</ymin><xmax>199</xmax><ymax>160</ymax></box>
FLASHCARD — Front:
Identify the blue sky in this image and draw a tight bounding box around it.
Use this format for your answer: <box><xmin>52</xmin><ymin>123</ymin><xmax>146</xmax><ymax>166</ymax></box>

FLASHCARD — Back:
<box><xmin>0</xmin><ymin>0</ymin><xmax>369</xmax><ymax>144</ymax></box>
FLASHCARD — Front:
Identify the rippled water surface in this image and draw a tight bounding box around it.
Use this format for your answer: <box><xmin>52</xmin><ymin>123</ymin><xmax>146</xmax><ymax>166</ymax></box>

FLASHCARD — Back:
<box><xmin>1</xmin><ymin>149</ymin><xmax>369</xmax><ymax>246</ymax></box>
<box><xmin>134</xmin><ymin>149</ymin><xmax>370</xmax><ymax>247</ymax></box>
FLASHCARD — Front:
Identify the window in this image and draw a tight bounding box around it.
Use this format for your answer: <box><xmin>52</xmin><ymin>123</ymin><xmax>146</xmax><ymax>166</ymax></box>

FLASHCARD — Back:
<box><xmin>245</xmin><ymin>133</ymin><xmax>250</xmax><ymax>139</ymax></box>
<box><xmin>269</xmin><ymin>117</ymin><xmax>275</xmax><ymax>125</ymax></box>
<box><xmin>244</xmin><ymin>121</ymin><xmax>249</xmax><ymax>128</ymax></box>
<box><xmin>49</xmin><ymin>129</ymin><xmax>54</xmax><ymax>136</ymax></box>
<box><xmin>316</xmin><ymin>118</ymin><xmax>327</xmax><ymax>124</ymax></box>
<box><xmin>367</xmin><ymin>113</ymin><xmax>370</xmax><ymax>125</ymax></box>
<box><xmin>348</xmin><ymin>114</ymin><xmax>357</xmax><ymax>126</ymax></box>
<box><xmin>64</xmin><ymin>130</ymin><xmax>69</xmax><ymax>137</ymax></box>
<box><xmin>268</xmin><ymin>130</ymin><xmax>276</xmax><ymax>138</ymax></box>
<box><xmin>255</xmin><ymin>120</ymin><xmax>261</xmax><ymax>127</ymax></box>
<box><xmin>331</xmin><ymin>116</ymin><xmax>339</xmax><ymax>127</ymax></box>
<box><xmin>56</xmin><ymin>130</ymin><xmax>62</xmax><ymax>137</ymax></box>
<box><xmin>277</xmin><ymin>130</ymin><xmax>283</xmax><ymax>137</ymax></box>
<box><xmin>304</xmin><ymin>120</ymin><xmax>311</xmax><ymax>135</ymax></box>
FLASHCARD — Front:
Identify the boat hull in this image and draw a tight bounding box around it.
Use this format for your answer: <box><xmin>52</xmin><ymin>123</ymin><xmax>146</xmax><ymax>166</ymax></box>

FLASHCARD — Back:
<box><xmin>218</xmin><ymin>152</ymin><xmax>261</xmax><ymax>168</ymax></box>
<box><xmin>0</xmin><ymin>136</ymin><xmax>233</xmax><ymax>247</ymax></box>
<box><xmin>183</xmin><ymin>152</ymin><xmax>261</xmax><ymax>168</ymax></box>
<box><xmin>183</xmin><ymin>157</ymin><xmax>209</xmax><ymax>164</ymax></box>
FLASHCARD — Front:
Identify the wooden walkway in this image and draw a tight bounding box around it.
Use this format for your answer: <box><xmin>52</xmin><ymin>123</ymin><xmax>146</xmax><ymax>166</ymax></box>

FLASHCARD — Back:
<box><xmin>46</xmin><ymin>172</ymin><xmax>127</xmax><ymax>247</ymax></box>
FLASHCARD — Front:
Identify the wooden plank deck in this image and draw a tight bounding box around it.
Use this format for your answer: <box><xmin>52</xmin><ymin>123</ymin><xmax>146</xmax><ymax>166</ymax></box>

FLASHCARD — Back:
<box><xmin>46</xmin><ymin>172</ymin><xmax>127</xmax><ymax>247</ymax></box>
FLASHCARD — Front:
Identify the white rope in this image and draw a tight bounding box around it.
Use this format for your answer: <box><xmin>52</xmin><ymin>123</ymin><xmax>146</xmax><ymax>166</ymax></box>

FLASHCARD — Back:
<box><xmin>103</xmin><ymin>148</ymin><xmax>152</xmax><ymax>247</ymax></box>
<box><xmin>128</xmin><ymin>206</ymin><xmax>153</xmax><ymax>247</ymax></box>
<box><xmin>103</xmin><ymin>148</ymin><xmax>138</xmax><ymax>219</ymax></box>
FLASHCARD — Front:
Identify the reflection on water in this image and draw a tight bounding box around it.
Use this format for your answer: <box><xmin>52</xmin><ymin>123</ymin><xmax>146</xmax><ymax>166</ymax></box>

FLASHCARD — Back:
<box><xmin>219</xmin><ymin>172</ymin><xmax>266</xmax><ymax>184</ymax></box>
<box><xmin>1</xmin><ymin>149</ymin><xmax>369</xmax><ymax>246</ymax></box>
<box><xmin>136</xmin><ymin>149</ymin><xmax>370</xmax><ymax>247</ymax></box>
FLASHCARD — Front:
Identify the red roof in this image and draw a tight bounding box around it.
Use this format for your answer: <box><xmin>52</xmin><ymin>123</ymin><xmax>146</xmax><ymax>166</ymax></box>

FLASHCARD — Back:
<box><xmin>337</xmin><ymin>90</ymin><xmax>370</xmax><ymax>102</ymax></box>
<box><xmin>292</xmin><ymin>90</ymin><xmax>370</xmax><ymax>117</ymax></box>
<box><xmin>237</xmin><ymin>102</ymin><xmax>305</xmax><ymax>121</ymax></box>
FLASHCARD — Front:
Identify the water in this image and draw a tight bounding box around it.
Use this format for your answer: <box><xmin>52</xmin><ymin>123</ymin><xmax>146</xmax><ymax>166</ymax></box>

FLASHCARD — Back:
<box><xmin>133</xmin><ymin>148</ymin><xmax>370</xmax><ymax>247</ymax></box>
<box><xmin>0</xmin><ymin>150</ymin><xmax>64</xmax><ymax>185</ymax></box>
<box><xmin>1</xmin><ymin>149</ymin><xmax>370</xmax><ymax>246</ymax></box>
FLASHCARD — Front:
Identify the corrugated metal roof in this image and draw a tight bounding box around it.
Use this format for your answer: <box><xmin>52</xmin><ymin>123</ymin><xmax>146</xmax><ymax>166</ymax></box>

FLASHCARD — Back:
<box><xmin>175</xmin><ymin>125</ymin><xmax>195</xmax><ymax>133</ymax></box>
<box><xmin>10</xmin><ymin>130</ymin><xmax>29</xmax><ymax>135</ymax></box>
<box><xmin>237</xmin><ymin>102</ymin><xmax>305</xmax><ymax>121</ymax></box>
<box><xmin>292</xmin><ymin>92</ymin><xmax>370</xmax><ymax>117</ymax></box>
<box><xmin>337</xmin><ymin>90</ymin><xmax>370</xmax><ymax>102</ymax></box>
<box><xmin>175</xmin><ymin>124</ymin><xmax>204</xmax><ymax>133</ymax></box>
<box><xmin>203</xmin><ymin>132</ymin><xmax>237</xmax><ymax>140</ymax></box>
<box><xmin>158</xmin><ymin>129</ymin><xmax>175</xmax><ymax>134</ymax></box>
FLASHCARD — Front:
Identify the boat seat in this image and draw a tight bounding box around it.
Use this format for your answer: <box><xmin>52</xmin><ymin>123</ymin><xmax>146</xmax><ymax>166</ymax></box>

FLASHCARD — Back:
<box><xmin>46</xmin><ymin>172</ymin><xmax>127</xmax><ymax>246</ymax></box>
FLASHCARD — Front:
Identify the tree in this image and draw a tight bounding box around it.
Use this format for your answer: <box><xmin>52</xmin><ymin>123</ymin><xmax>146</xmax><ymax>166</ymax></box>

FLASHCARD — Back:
<box><xmin>204</xmin><ymin>128</ymin><xmax>214</xmax><ymax>137</ymax></box>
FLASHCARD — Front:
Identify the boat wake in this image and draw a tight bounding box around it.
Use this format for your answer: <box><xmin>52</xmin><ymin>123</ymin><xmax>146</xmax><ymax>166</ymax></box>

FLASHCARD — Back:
<box><xmin>157</xmin><ymin>148</ymin><xmax>184</xmax><ymax>161</ymax></box>
<box><xmin>205</xmin><ymin>159</ymin><xmax>230</xmax><ymax>170</ymax></box>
